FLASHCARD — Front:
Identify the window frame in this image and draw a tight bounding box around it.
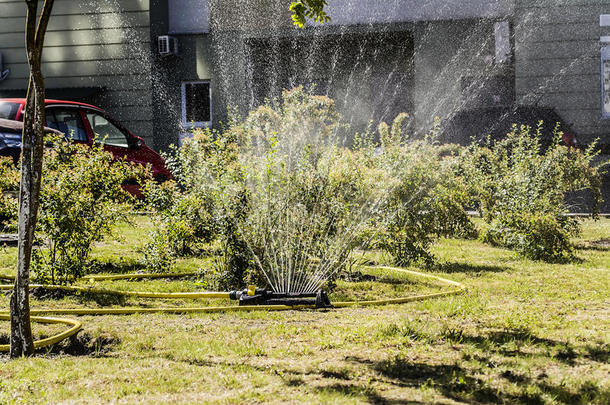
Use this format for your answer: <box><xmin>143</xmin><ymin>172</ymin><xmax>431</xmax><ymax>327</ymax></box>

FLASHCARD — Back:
<box><xmin>45</xmin><ymin>106</ymin><xmax>89</xmax><ymax>143</ymax></box>
<box><xmin>181</xmin><ymin>81</ymin><xmax>212</xmax><ymax>128</ymax></box>
<box><xmin>602</xmin><ymin>44</ymin><xmax>610</xmax><ymax>119</ymax></box>
<box><xmin>83</xmin><ymin>108</ymin><xmax>134</xmax><ymax>149</ymax></box>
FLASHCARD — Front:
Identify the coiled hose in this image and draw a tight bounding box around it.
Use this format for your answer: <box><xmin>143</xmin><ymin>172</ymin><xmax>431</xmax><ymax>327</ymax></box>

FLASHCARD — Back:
<box><xmin>0</xmin><ymin>266</ymin><xmax>465</xmax><ymax>352</ymax></box>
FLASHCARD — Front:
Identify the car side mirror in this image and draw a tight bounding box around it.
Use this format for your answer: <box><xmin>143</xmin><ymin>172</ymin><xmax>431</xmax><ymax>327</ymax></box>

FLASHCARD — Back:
<box><xmin>130</xmin><ymin>139</ymin><xmax>142</xmax><ymax>150</ymax></box>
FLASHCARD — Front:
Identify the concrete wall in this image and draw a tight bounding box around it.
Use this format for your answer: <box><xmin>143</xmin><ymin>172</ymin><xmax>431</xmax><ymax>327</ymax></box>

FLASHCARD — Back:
<box><xmin>514</xmin><ymin>0</ymin><xmax>610</xmax><ymax>145</ymax></box>
<box><xmin>202</xmin><ymin>0</ymin><xmax>512</xmax><ymax>139</ymax></box>
<box><xmin>413</xmin><ymin>19</ymin><xmax>511</xmax><ymax>135</ymax></box>
<box><xmin>149</xmin><ymin>0</ymin><xmax>220</xmax><ymax>150</ymax></box>
<box><xmin>323</xmin><ymin>0</ymin><xmax>513</xmax><ymax>25</ymax></box>
<box><xmin>0</xmin><ymin>0</ymin><xmax>154</xmax><ymax>145</ymax></box>
<box><xmin>149</xmin><ymin>32</ymin><xmax>222</xmax><ymax>150</ymax></box>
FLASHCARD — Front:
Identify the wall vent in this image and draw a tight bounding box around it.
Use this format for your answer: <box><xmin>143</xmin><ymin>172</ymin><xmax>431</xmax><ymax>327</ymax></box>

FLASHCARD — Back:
<box><xmin>158</xmin><ymin>35</ymin><xmax>178</xmax><ymax>57</ymax></box>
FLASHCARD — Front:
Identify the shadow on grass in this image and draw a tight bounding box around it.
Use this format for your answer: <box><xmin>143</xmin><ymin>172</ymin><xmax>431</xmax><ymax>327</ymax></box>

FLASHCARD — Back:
<box><xmin>575</xmin><ymin>239</ymin><xmax>610</xmax><ymax>252</ymax></box>
<box><xmin>88</xmin><ymin>259</ymin><xmax>149</xmax><ymax>274</ymax></box>
<box><xmin>165</xmin><ymin>344</ymin><xmax>609</xmax><ymax>405</ymax></box>
<box><xmin>434</xmin><ymin>261</ymin><xmax>510</xmax><ymax>274</ymax></box>
<box><xmin>315</xmin><ymin>383</ymin><xmax>423</xmax><ymax>404</ymax></box>
<box><xmin>0</xmin><ymin>332</ymin><xmax>120</xmax><ymax>357</ymax></box>
<box><xmin>351</xmin><ymin>353</ymin><xmax>609</xmax><ymax>405</ymax></box>
<box><xmin>584</xmin><ymin>342</ymin><xmax>610</xmax><ymax>363</ymax></box>
<box><xmin>30</xmin><ymin>286</ymin><xmax>127</xmax><ymax>307</ymax></box>
<box><xmin>340</xmin><ymin>272</ymin><xmax>419</xmax><ymax>286</ymax></box>
<box><xmin>457</xmin><ymin>329</ymin><xmax>610</xmax><ymax>366</ymax></box>
<box><xmin>372</xmin><ymin>358</ymin><xmax>502</xmax><ymax>404</ymax></box>
<box><xmin>166</xmin><ymin>354</ymin><xmax>425</xmax><ymax>404</ymax></box>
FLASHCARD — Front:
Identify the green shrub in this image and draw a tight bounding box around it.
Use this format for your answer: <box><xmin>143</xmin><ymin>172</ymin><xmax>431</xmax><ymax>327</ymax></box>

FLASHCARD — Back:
<box><xmin>140</xmin><ymin>226</ymin><xmax>176</xmax><ymax>274</ymax></box>
<box><xmin>482</xmin><ymin>212</ymin><xmax>578</xmax><ymax>261</ymax></box>
<box><xmin>33</xmin><ymin>135</ymin><xmax>143</xmax><ymax>284</ymax></box>
<box><xmin>0</xmin><ymin>157</ymin><xmax>18</xmax><ymax>231</ymax></box>
<box><xmin>374</xmin><ymin>116</ymin><xmax>475</xmax><ymax>266</ymax></box>
<box><xmin>142</xmin><ymin>123</ymin><xmax>244</xmax><ymax>275</ymax></box>
<box><xmin>463</xmin><ymin>123</ymin><xmax>605</xmax><ymax>261</ymax></box>
<box><xmin>148</xmin><ymin>87</ymin><xmax>479</xmax><ymax>286</ymax></box>
<box><xmin>144</xmin><ymin>180</ymin><xmax>215</xmax><ymax>259</ymax></box>
<box><xmin>149</xmin><ymin>87</ymin><xmax>374</xmax><ymax>290</ymax></box>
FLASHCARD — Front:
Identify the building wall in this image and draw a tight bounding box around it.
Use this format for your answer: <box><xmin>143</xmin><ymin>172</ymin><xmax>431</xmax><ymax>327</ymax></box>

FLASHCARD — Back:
<box><xmin>413</xmin><ymin>19</ymin><xmax>512</xmax><ymax>135</ymax></box>
<box><xmin>514</xmin><ymin>0</ymin><xmax>610</xmax><ymax>144</ymax></box>
<box><xmin>0</xmin><ymin>0</ymin><xmax>154</xmax><ymax>145</ymax></box>
<box><xmin>323</xmin><ymin>0</ymin><xmax>513</xmax><ymax>25</ymax></box>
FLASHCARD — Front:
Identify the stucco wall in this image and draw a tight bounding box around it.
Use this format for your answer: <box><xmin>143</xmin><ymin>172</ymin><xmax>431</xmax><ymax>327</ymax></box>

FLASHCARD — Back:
<box><xmin>413</xmin><ymin>19</ymin><xmax>509</xmax><ymax>135</ymax></box>
<box><xmin>323</xmin><ymin>0</ymin><xmax>513</xmax><ymax>25</ymax></box>
<box><xmin>514</xmin><ymin>0</ymin><xmax>610</xmax><ymax>144</ymax></box>
<box><xmin>0</xmin><ymin>0</ymin><xmax>154</xmax><ymax>144</ymax></box>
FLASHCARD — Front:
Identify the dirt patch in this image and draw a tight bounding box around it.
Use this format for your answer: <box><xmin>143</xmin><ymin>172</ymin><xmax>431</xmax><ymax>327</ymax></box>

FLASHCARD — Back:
<box><xmin>590</xmin><ymin>238</ymin><xmax>610</xmax><ymax>247</ymax></box>
<box><xmin>50</xmin><ymin>332</ymin><xmax>120</xmax><ymax>356</ymax></box>
<box><xmin>30</xmin><ymin>286</ymin><xmax>73</xmax><ymax>300</ymax></box>
<box><xmin>578</xmin><ymin>238</ymin><xmax>610</xmax><ymax>251</ymax></box>
<box><xmin>0</xmin><ymin>234</ymin><xmax>17</xmax><ymax>247</ymax></box>
<box><xmin>1</xmin><ymin>332</ymin><xmax>120</xmax><ymax>357</ymax></box>
<box><xmin>339</xmin><ymin>271</ymin><xmax>377</xmax><ymax>282</ymax></box>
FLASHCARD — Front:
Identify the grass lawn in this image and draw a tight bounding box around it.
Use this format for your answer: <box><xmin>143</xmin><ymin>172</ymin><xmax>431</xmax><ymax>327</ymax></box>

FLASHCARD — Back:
<box><xmin>0</xmin><ymin>216</ymin><xmax>608</xmax><ymax>404</ymax></box>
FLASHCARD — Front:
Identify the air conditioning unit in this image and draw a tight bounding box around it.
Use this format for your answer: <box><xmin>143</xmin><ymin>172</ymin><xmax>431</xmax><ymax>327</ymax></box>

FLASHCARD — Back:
<box><xmin>158</xmin><ymin>35</ymin><xmax>178</xmax><ymax>57</ymax></box>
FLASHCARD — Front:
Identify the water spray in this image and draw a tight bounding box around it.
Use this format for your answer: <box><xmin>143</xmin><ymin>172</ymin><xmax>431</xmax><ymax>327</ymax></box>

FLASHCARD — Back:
<box><xmin>229</xmin><ymin>286</ymin><xmax>333</xmax><ymax>308</ymax></box>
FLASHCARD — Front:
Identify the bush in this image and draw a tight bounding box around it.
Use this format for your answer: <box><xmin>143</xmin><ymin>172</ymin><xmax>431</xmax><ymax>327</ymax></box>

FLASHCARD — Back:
<box><xmin>482</xmin><ymin>212</ymin><xmax>578</xmax><ymax>261</ymax></box>
<box><xmin>148</xmin><ymin>88</ymin><xmax>480</xmax><ymax>287</ymax></box>
<box><xmin>142</xmin><ymin>123</ymin><xmax>243</xmax><ymax>274</ymax></box>
<box><xmin>373</xmin><ymin>115</ymin><xmax>475</xmax><ymax>266</ymax></box>
<box><xmin>0</xmin><ymin>157</ymin><xmax>18</xmax><ymax>231</ymax></box>
<box><xmin>139</xmin><ymin>226</ymin><xmax>176</xmax><ymax>274</ymax></box>
<box><xmin>463</xmin><ymin>123</ymin><xmax>605</xmax><ymax>261</ymax></box>
<box><xmin>33</xmin><ymin>135</ymin><xmax>143</xmax><ymax>284</ymax></box>
<box><xmin>148</xmin><ymin>87</ymin><xmax>375</xmax><ymax>290</ymax></box>
<box><xmin>144</xmin><ymin>180</ymin><xmax>215</xmax><ymax>259</ymax></box>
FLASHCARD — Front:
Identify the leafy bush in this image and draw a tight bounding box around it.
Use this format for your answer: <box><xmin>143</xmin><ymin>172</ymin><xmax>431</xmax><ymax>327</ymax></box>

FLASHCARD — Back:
<box><xmin>0</xmin><ymin>157</ymin><xmax>18</xmax><ymax>231</ymax></box>
<box><xmin>462</xmin><ymin>124</ymin><xmax>605</xmax><ymax>261</ymax></box>
<box><xmin>373</xmin><ymin>115</ymin><xmax>475</xmax><ymax>266</ymax></box>
<box><xmin>148</xmin><ymin>88</ymin><xmax>479</xmax><ymax>287</ymax></box>
<box><xmin>142</xmin><ymin>123</ymin><xmax>244</xmax><ymax>275</ymax></box>
<box><xmin>482</xmin><ymin>212</ymin><xmax>578</xmax><ymax>260</ymax></box>
<box><xmin>148</xmin><ymin>87</ymin><xmax>375</xmax><ymax>290</ymax></box>
<box><xmin>144</xmin><ymin>181</ymin><xmax>215</xmax><ymax>258</ymax></box>
<box><xmin>33</xmin><ymin>135</ymin><xmax>143</xmax><ymax>284</ymax></box>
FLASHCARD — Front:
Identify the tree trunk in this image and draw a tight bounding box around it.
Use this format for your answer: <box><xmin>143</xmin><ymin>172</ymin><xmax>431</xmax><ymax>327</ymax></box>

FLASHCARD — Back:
<box><xmin>10</xmin><ymin>0</ymin><xmax>54</xmax><ymax>358</ymax></box>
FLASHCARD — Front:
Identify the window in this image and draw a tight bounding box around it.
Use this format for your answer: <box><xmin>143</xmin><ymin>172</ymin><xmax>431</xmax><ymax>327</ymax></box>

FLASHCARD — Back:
<box><xmin>87</xmin><ymin>112</ymin><xmax>129</xmax><ymax>148</ymax></box>
<box><xmin>602</xmin><ymin>45</ymin><xmax>610</xmax><ymax>118</ymax></box>
<box><xmin>45</xmin><ymin>108</ymin><xmax>88</xmax><ymax>142</ymax></box>
<box><xmin>0</xmin><ymin>102</ymin><xmax>19</xmax><ymax>120</ymax></box>
<box><xmin>182</xmin><ymin>81</ymin><xmax>211</xmax><ymax>127</ymax></box>
<box><xmin>169</xmin><ymin>0</ymin><xmax>209</xmax><ymax>34</ymax></box>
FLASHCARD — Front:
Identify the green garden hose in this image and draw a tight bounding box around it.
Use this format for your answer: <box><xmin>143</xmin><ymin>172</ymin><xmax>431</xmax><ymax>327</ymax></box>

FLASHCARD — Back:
<box><xmin>0</xmin><ymin>266</ymin><xmax>466</xmax><ymax>353</ymax></box>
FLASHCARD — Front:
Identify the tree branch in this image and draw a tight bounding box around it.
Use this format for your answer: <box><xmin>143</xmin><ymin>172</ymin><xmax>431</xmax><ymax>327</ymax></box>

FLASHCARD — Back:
<box><xmin>35</xmin><ymin>0</ymin><xmax>55</xmax><ymax>53</ymax></box>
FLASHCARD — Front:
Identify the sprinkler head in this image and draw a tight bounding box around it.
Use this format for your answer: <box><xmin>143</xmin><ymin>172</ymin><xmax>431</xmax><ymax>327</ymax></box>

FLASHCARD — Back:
<box><xmin>229</xmin><ymin>287</ymin><xmax>333</xmax><ymax>309</ymax></box>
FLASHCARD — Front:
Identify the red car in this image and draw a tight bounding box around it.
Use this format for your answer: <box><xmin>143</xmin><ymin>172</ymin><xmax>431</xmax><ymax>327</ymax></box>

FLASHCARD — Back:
<box><xmin>0</xmin><ymin>98</ymin><xmax>171</xmax><ymax>193</ymax></box>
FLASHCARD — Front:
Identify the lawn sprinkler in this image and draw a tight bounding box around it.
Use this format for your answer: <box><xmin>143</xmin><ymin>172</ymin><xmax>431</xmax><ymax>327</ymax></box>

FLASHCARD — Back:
<box><xmin>229</xmin><ymin>286</ymin><xmax>333</xmax><ymax>308</ymax></box>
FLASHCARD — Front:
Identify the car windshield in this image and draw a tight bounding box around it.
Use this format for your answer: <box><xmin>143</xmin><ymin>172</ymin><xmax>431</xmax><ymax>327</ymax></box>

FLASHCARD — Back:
<box><xmin>0</xmin><ymin>102</ymin><xmax>19</xmax><ymax>120</ymax></box>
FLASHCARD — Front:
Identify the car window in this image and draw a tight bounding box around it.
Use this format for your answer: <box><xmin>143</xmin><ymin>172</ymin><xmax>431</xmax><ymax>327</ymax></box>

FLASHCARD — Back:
<box><xmin>87</xmin><ymin>112</ymin><xmax>129</xmax><ymax>148</ymax></box>
<box><xmin>0</xmin><ymin>102</ymin><xmax>20</xmax><ymax>120</ymax></box>
<box><xmin>45</xmin><ymin>110</ymin><xmax>58</xmax><ymax>130</ymax></box>
<box><xmin>47</xmin><ymin>108</ymin><xmax>88</xmax><ymax>142</ymax></box>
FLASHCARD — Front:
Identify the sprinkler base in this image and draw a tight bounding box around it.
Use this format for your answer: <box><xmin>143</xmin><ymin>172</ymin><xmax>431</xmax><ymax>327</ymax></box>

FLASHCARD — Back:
<box><xmin>229</xmin><ymin>288</ymin><xmax>333</xmax><ymax>308</ymax></box>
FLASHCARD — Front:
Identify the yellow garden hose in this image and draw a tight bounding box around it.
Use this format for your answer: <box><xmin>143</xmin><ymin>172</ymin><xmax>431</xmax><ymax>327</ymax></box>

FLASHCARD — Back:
<box><xmin>0</xmin><ymin>266</ymin><xmax>466</xmax><ymax>352</ymax></box>
<box><xmin>0</xmin><ymin>314</ymin><xmax>82</xmax><ymax>352</ymax></box>
<box><xmin>0</xmin><ymin>284</ymin><xmax>231</xmax><ymax>299</ymax></box>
